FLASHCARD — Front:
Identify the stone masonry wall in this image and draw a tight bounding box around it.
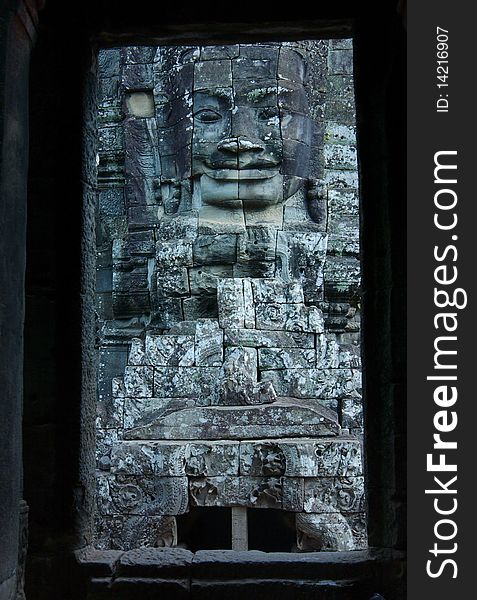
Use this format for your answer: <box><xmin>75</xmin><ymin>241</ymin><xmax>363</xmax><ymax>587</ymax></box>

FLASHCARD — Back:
<box><xmin>93</xmin><ymin>40</ymin><xmax>362</xmax><ymax>551</ymax></box>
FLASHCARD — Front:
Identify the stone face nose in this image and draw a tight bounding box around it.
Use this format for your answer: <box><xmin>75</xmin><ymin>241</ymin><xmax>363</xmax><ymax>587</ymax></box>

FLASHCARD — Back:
<box><xmin>217</xmin><ymin>137</ymin><xmax>264</xmax><ymax>154</ymax></box>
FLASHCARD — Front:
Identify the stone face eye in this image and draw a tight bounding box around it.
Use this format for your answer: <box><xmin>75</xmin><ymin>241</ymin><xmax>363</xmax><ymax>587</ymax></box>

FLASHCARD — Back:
<box><xmin>194</xmin><ymin>108</ymin><xmax>222</xmax><ymax>123</ymax></box>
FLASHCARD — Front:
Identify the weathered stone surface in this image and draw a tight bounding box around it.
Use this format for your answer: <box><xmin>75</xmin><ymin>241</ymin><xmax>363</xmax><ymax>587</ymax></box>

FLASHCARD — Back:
<box><xmin>123</xmin><ymin>397</ymin><xmax>195</xmax><ymax>430</ymax></box>
<box><xmin>96</xmin><ymin>428</ymin><xmax>120</xmax><ymax>469</ymax></box>
<box><xmin>111</xmin><ymin>439</ymin><xmax>240</xmax><ymax>478</ymax></box>
<box><xmin>145</xmin><ymin>335</ymin><xmax>195</xmax><ymax>366</ymax></box>
<box><xmin>261</xmin><ymin>368</ymin><xmax>361</xmax><ymax>400</ymax></box>
<box><xmin>217</xmin><ymin>347</ymin><xmax>276</xmax><ymax>406</ymax></box>
<box><xmin>224</xmin><ymin>329</ymin><xmax>315</xmax><ymax>349</ymax></box>
<box><xmin>153</xmin><ymin>367</ymin><xmax>220</xmax><ymax>402</ymax></box>
<box><xmin>192</xmin><ymin>234</ymin><xmax>237</xmax><ymax>265</ymax></box>
<box><xmin>109</xmin><ymin>476</ymin><xmax>189</xmax><ymax>515</ymax></box>
<box><xmin>123</xmin><ymin>366</ymin><xmax>154</xmax><ymax>397</ymax></box>
<box><xmin>316</xmin><ymin>335</ymin><xmax>361</xmax><ymax>369</ymax></box>
<box><xmin>194</xmin><ymin>319</ymin><xmax>223</xmax><ymax>366</ymax></box>
<box><xmin>296</xmin><ymin>512</ymin><xmax>357</xmax><ymax>551</ymax></box>
<box><xmin>242</xmin><ymin>278</ymin><xmax>255</xmax><ymax>329</ymax></box>
<box><xmin>94</xmin><ymin>515</ymin><xmax>177</xmax><ymax>550</ymax></box>
<box><xmin>341</xmin><ymin>397</ymin><xmax>364</xmax><ymax>428</ymax></box>
<box><xmin>255</xmin><ymin>302</ymin><xmax>324</xmax><ymax>333</ymax></box>
<box><xmin>117</xmin><ymin>546</ymin><xmax>193</xmax><ymax>579</ymax></box>
<box><xmin>129</xmin><ymin>338</ymin><xmax>146</xmax><ymax>365</ymax></box>
<box><xmin>303</xmin><ymin>476</ymin><xmax>365</xmax><ymax>514</ymax></box>
<box><xmin>217</xmin><ymin>279</ymin><xmax>244</xmax><ymax>329</ymax></box>
<box><xmin>251</xmin><ymin>279</ymin><xmax>304</xmax><ymax>304</ymax></box>
<box><xmin>188</xmin><ymin>265</ymin><xmax>232</xmax><ymax>295</ymax></box>
<box><xmin>123</xmin><ymin>398</ymin><xmax>340</xmax><ymax>440</ymax></box>
<box><xmin>258</xmin><ymin>347</ymin><xmax>316</xmax><ymax>369</ymax></box>
<box><xmin>239</xmin><ymin>437</ymin><xmax>362</xmax><ymax>477</ymax></box>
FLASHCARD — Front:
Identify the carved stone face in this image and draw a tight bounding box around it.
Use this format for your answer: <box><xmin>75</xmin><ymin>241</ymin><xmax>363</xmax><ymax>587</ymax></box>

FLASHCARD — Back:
<box><xmin>191</xmin><ymin>48</ymin><xmax>312</xmax><ymax>209</ymax></box>
<box><xmin>159</xmin><ymin>46</ymin><xmax>313</xmax><ymax>209</ymax></box>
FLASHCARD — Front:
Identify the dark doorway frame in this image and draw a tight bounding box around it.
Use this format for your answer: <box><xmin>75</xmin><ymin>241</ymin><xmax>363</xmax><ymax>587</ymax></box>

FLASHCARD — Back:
<box><xmin>0</xmin><ymin>2</ymin><xmax>405</xmax><ymax>598</ymax></box>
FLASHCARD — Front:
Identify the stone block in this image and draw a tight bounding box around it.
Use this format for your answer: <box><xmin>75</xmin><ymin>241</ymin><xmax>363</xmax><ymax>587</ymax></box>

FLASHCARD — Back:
<box><xmin>98</xmin><ymin>49</ymin><xmax>121</xmax><ymax>78</ymax></box>
<box><xmin>128</xmin><ymin>338</ymin><xmax>146</xmax><ymax>366</ymax></box>
<box><xmin>98</xmin><ymin>77</ymin><xmax>120</xmax><ymax>103</ymax></box>
<box><xmin>94</xmin><ymin>515</ymin><xmax>178</xmax><ymax>551</ymax></box>
<box><xmin>282</xmin><ymin>477</ymin><xmax>305</xmax><ymax>512</ymax></box>
<box><xmin>123</xmin><ymin>366</ymin><xmax>154</xmax><ymax>397</ymax></box>
<box><xmin>323</xmin><ymin>168</ymin><xmax>358</xmax><ymax>189</ymax></box>
<box><xmin>189</xmin><ymin>265</ymin><xmax>232</xmax><ymax>296</ymax></box>
<box><xmin>189</xmin><ymin>476</ymin><xmax>240</xmax><ymax>508</ymax></box>
<box><xmin>261</xmin><ymin>368</ymin><xmax>361</xmax><ymax>400</ymax></box>
<box><xmin>217</xmin><ymin>279</ymin><xmax>245</xmax><ymax>329</ymax></box>
<box><xmin>237</xmin><ymin>228</ymin><xmax>277</xmax><ymax>264</ymax></box>
<box><xmin>195</xmin><ymin>320</ymin><xmax>223</xmax><ymax>366</ymax></box>
<box><xmin>96</xmin><ymin>395</ymin><xmax>124</xmax><ymax>430</ymax></box>
<box><xmin>112</xmin><ymin>440</ymin><xmax>185</xmax><ymax>476</ymax></box>
<box><xmin>182</xmin><ymin>296</ymin><xmax>218</xmax><ymax>321</ymax></box>
<box><xmin>113</xmin><ymin>268</ymin><xmax>148</xmax><ymax>292</ymax></box>
<box><xmin>255</xmin><ymin>302</ymin><xmax>324</xmax><ymax>333</ymax></box>
<box><xmin>303</xmin><ymin>476</ymin><xmax>365</xmax><ymax>514</ymax></box>
<box><xmin>296</xmin><ymin>511</ymin><xmax>361</xmax><ymax>551</ymax></box>
<box><xmin>146</xmin><ymin>335</ymin><xmax>195</xmax><ymax>366</ymax></box>
<box><xmin>324</xmin><ymin>123</ymin><xmax>357</xmax><ymax>146</ymax></box>
<box><xmin>326</xmin><ymin>75</ymin><xmax>355</xmax><ymax>102</ymax></box>
<box><xmin>200</xmin><ymin>45</ymin><xmax>240</xmax><ymax>60</ymax></box>
<box><xmin>124</xmin><ymin>397</ymin><xmax>340</xmax><ymax>440</ymax></box>
<box><xmin>218</xmin><ymin>347</ymin><xmax>275</xmax><ymax>406</ymax></box>
<box><xmin>156</xmin><ymin>268</ymin><xmax>190</xmax><ymax>297</ymax></box>
<box><xmin>328</xmin><ymin>50</ymin><xmax>353</xmax><ymax>75</ymax></box>
<box><xmin>232</xmin><ymin>57</ymin><xmax>277</xmax><ymax>80</ymax></box>
<box><xmin>341</xmin><ymin>397</ymin><xmax>363</xmax><ymax>429</ymax></box>
<box><xmin>185</xmin><ymin>441</ymin><xmax>240</xmax><ymax>477</ymax></box>
<box><xmin>112</xmin><ymin>439</ymin><xmax>240</xmax><ymax>480</ymax></box>
<box><xmin>122</xmin><ymin>63</ymin><xmax>154</xmax><ymax>88</ymax></box>
<box><xmin>157</xmin><ymin>215</ymin><xmax>199</xmax><ymax>241</ymax></box>
<box><xmin>243</xmin><ymin>279</ymin><xmax>255</xmax><ymax>329</ymax></box>
<box><xmin>109</xmin><ymin>475</ymin><xmax>189</xmax><ymax>515</ymax></box>
<box><xmin>127</xmin><ymin>231</ymin><xmax>156</xmax><ymax>256</ymax></box>
<box><xmin>123</xmin><ymin>397</ymin><xmax>195</xmax><ymax>430</ymax></box>
<box><xmin>323</xmin><ymin>144</ymin><xmax>357</xmax><ymax>170</ymax></box>
<box><xmin>153</xmin><ymin>367</ymin><xmax>220</xmax><ymax>402</ymax></box>
<box><xmin>98</xmin><ymin>126</ymin><xmax>123</xmax><ymax>153</ymax></box>
<box><xmin>251</xmin><ymin>279</ymin><xmax>304</xmax><ymax>304</ymax></box>
<box><xmin>156</xmin><ymin>240</ymin><xmax>193</xmax><ymax>272</ymax></box>
<box><xmin>224</xmin><ymin>329</ymin><xmax>315</xmax><ymax>349</ymax></box>
<box><xmin>189</xmin><ymin>476</ymin><xmax>304</xmax><ymax>511</ymax></box>
<box><xmin>98</xmin><ymin>188</ymin><xmax>125</xmax><ymax>218</ymax></box>
<box><xmin>192</xmin><ymin>234</ymin><xmax>237</xmax><ymax>265</ymax></box>
<box><xmin>198</xmin><ymin>205</ymin><xmax>245</xmax><ymax>234</ymax></box>
<box><xmin>194</xmin><ymin>60</ymin><xmax>232</xmax><ymax>89</ymax></box>
<box><xmin>239</xmin><ymin>437</ymin><xmax>363</xmax><ymax>478</ymax></box>
<box><xmin>124</xmin><ymin>47</ymin><xmax>157</xmax><ymax>64</ymax></box>
<box><xmin>153</xmin><ymin>297</ymin><xmax>184</xmax><ymax>328</ymax></box>
<box><xmin>96</xmin><ymin>428</ymin><xmax>119</xmax><ymax>470</ymax></box>
<box><xmin>258</xmin><ymin>347</ymin><xmax>316</xmax><ymax>370</ymax></box>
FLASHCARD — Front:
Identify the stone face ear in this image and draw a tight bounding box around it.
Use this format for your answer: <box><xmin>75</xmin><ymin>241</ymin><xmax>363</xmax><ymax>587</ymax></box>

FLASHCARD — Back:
<box><xmin>306</xmin><ymin>178</ymin><xmax>328</xmax><ymax>226</ymax></box>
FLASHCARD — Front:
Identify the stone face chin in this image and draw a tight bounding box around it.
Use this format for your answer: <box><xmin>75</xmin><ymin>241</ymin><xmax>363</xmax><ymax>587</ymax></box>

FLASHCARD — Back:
<box><xmin>199</xmin><ymin>171</ymin><xmax>284</xmax><ymax>208</ymax></box>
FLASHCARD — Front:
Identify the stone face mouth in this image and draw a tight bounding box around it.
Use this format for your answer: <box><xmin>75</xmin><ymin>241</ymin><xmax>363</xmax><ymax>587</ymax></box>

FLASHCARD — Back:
<box><xmin>202</xmin><ymin>168</ymin><xmax>281</xmax><ymax>181</ymax></box>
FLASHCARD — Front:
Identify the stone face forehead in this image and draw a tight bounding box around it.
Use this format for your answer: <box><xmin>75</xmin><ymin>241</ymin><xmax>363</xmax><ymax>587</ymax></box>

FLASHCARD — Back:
<box><xmin>156</xmin><ymin>44</ymin><xmax>307</xmax><ymax>86</ymax></box>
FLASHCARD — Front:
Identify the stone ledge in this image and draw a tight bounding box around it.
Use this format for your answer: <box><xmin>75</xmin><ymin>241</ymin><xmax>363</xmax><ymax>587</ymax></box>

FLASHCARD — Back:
<box><xmin>77</xmin><ymin>545</ymin><xmax>403</xmax><ymax>578</ymax></box>
<box><xmin>77</xmin><ymin>547</ymin><xmax>404</xmax><ymax>599</ymax></box>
